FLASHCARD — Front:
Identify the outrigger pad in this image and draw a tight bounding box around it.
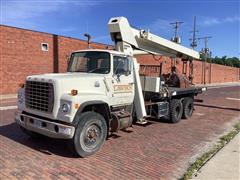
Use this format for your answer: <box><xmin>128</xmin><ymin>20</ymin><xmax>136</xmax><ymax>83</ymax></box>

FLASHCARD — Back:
<box><xmin>135</xmin><ymin>119</ymin><xmax>148</xmax><ymax>125</ymax></box>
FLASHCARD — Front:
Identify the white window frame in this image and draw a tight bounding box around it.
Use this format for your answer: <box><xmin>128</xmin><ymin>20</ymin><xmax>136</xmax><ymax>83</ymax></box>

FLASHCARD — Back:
<box><xmin>41</xmin><ymin>43</ymin><xmax>49</xmax><ymax>51</ymax></box>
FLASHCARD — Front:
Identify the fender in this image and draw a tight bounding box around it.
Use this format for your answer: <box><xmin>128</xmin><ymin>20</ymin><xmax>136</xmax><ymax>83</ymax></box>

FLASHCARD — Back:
<box><xmin>72</xmin><ymin>100</ymin><xmax>111</xmax><ymax>126</ymax></box>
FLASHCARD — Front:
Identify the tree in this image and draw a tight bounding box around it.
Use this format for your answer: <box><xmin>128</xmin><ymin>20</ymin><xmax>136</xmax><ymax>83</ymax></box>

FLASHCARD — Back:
<box><xmin>210</xmin><ymin>56</ymin><xmax>239</xmax><ymax>68</ymax></box>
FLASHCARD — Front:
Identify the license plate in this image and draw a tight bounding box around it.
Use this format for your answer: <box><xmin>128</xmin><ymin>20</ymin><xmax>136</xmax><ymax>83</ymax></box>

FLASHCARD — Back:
<box><xmin>59</xmin><ymin>127</ymin><xmax>71</xmax><ymax>135</ymax></box>
<box><xmin>34</xmin><ymin>120</ymin><xmax>42</xmax><ymax>128</ymax></box>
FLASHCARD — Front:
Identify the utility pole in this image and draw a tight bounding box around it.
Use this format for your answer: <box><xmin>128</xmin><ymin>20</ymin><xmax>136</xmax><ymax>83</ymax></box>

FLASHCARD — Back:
<box><xmin>198</xmin><ymin>36</ymin><xmax>212</xmax><ymax>51</ymax></box>
<box><xmin>188</xmin><ymin>16</ymin><xmax>199</xmax><ymax>83</ymax></box>
<box><xmin>189</xmin><ymin>16</ymin><xmax>198</xmax><ymax>50</ymax></box>
<box><xmin>170</xmin><ymin>21</ymin><xmax>184</xmax><ymax>44</ymax></box>
<box><xmin>198</xmin><ymin>36</ymin><xmax>212</xmax><ymax>84</ymax></box>
<box><xmin>170</xmin><ymin>21</ymin><xmax>184</xmax><ymax>72</ymax></box>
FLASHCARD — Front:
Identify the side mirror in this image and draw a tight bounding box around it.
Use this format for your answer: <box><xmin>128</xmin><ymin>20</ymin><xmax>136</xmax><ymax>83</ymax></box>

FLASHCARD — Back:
<box><xmin>125</xmin><ymin>70</ymin><xmax>131</xmax><ymax>76</ymax></box>
<box><xmin>112</xmin><ymin>73</ymin><xmax>121</xmax><ymax>82</ymax></box>
<box><xmin>117</xmin><ymin>73</ymin><xmax>121</xmax><ymax>80</ymax></box>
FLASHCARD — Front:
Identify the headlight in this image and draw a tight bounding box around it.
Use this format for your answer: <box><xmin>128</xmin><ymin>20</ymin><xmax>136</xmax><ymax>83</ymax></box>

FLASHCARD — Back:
<box><xmin>61</xmin><ymin>103</ymin><xmax>71</xmax><ymax>113</ymax></box>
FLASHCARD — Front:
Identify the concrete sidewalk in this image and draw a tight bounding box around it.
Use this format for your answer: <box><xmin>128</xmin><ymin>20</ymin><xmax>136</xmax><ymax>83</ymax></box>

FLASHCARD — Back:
<box><xmin>193</xmin><ymin>133</ymin><xmax>240</xmax><ymax>180</ymax></box>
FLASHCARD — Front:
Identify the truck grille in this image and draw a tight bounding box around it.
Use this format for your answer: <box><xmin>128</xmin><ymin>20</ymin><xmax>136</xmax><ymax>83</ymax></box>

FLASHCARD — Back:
<box><xmin>25</xmin><ymin>81</ymin><xmax>54</xmax><ymax>113</ymax></box>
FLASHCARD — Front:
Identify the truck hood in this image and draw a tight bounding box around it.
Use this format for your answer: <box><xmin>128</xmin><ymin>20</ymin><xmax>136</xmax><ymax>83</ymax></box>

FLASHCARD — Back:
<box><xmin>26</xmin><ymin>73</ymin><xmax>109</xmax><ymax>96</ymax></box>
<box><xmin>27</xmin><ymin>72</ymin><xmax>103</xmax><ymax>80</ymax></box>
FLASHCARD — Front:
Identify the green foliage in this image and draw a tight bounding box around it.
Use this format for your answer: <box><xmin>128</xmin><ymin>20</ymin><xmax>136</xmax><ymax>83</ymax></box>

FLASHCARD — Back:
<box><xmin>200</xmin><ymin>56</ymin><xmax>240</xmax><ymax>68</ymax></box>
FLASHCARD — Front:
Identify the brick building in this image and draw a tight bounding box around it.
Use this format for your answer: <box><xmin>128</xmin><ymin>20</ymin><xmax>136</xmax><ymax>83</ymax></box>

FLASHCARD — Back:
<box><xmin>0</xmin><ymin>25</ymin><xmax>239</xmax><ymax>95</ymax></box>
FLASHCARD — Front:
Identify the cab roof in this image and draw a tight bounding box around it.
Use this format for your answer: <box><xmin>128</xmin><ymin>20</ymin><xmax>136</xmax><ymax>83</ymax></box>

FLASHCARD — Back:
<box><xmin>72</xmin><ymin>49</ymin><xmax>127</xmax><ymax>56</ymax></box>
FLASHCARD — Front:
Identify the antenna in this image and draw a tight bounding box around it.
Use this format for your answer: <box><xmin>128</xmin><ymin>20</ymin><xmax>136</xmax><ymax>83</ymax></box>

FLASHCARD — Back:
<box><xmin>170</xmin><ymin>21</ymin><xmax>184</xmax><ymax>44</ymax></box>
<box><xmin>189</xmin><ymin>16</ymin><xmax>199</xmax><ymax>49</ymax></box>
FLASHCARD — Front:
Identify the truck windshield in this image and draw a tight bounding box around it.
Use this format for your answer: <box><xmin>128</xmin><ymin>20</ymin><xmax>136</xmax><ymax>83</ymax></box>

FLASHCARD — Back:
<box><xmin>68</xmin><ymin>51</ymin><xmax>110</xmax><ymax>74</ymax></box>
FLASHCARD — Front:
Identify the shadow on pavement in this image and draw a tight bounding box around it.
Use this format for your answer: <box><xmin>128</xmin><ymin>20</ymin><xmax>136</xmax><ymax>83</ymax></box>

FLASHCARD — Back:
<box><xmin>0</xmin><ymin>122</ymin><xmax>78</xmax><ymax>158</ymax></box>
<box><xmin>0</xmin><ymin>121</ymin><xmax>134</xmax><ymax>158</ymax></box>
<box><xmin>195</xmin><ymin>103</ymin><xmax>240</xmax><ymax>111</ymax></box>
<box><xmin>146</xmin><ymin>117</ymin><xmax>180</xmax><ymax>124</ymax></box>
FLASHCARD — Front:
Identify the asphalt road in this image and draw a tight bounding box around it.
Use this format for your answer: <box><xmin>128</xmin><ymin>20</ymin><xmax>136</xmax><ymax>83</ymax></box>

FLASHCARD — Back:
<box><xmin>0</xmin><ymin>85</ymin><xmax>239</xmax><ymax>179</ymax></box>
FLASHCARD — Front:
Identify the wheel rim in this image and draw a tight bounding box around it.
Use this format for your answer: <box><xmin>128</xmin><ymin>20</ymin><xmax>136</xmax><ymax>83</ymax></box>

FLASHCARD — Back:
<box><xmin>82</xmin><ymin>123</ymin><xmax>101</xmax><ymax>150</ymax></box>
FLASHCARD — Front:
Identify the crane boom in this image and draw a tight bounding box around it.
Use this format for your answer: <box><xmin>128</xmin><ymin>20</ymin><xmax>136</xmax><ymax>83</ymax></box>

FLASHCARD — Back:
<box><xmin>108</xmin><ymin>17</ymin><xmax>200</xmax><ymax>59</ymax></box>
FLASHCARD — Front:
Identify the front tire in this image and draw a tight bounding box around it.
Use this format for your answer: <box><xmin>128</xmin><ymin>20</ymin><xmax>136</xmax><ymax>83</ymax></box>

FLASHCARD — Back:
<box><xmin>72</xmin><ymin>112</ymin><xmax>107</xmax><ymax>157</ymax></box>
<box><xmin>169</xmin><ymin>99</ymin><xmax>183</xmax><ymax>123</ymax></box>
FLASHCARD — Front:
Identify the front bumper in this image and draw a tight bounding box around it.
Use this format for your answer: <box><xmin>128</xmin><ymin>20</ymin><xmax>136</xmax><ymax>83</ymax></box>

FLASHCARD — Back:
<box><xmin>15</xmin><ymin>111</ymin><xmax>75</xmax><ymax>139</ymax></box>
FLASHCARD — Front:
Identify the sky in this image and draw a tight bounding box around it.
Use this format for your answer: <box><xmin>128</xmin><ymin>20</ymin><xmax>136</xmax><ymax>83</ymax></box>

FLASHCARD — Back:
<box><xmin>1</xmin><ymin>0</ymin><xmax>239</xmax><ymax>57</ymax></box>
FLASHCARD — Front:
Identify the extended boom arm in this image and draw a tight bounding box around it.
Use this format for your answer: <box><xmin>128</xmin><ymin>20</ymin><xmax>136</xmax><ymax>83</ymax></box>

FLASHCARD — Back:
<box><xmin>108</xmin><ymin>17</ymin><xmax>200</xmax><ymax>59</ymax></box>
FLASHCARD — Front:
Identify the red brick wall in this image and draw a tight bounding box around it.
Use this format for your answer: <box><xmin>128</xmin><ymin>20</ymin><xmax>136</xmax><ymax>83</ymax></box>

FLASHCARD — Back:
<box><xmin>0</xmin><ymin>25</ymin><xmax>239</xmax><ymax>95</ymax></box>
<box><xmin>1</xmin><ymin>25</ymin><xmax>54</xmax><ymax>94</ymax></box>
<box><xmin>0</xmin><ymin>25</ymin><xmax>106</xmax><ymax>95</ymax></box>
<box><xmin>136</xmin><ymin>55</ymin><xmax>240</xmax><ymax>84</ymax></box>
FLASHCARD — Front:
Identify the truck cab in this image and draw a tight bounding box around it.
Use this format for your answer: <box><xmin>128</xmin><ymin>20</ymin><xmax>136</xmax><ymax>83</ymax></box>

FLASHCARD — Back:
<box><xmin>16</xmin><ymin>49</ymin><xmax>137</xmax><ymax>157</ymax></box>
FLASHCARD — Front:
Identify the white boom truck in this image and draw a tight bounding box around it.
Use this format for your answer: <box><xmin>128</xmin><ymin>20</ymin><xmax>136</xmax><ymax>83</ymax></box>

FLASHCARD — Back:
<box><xmin>16</xmin><ymin>17</ymin><xmax>206</xmax><ymax>157</ymax></box>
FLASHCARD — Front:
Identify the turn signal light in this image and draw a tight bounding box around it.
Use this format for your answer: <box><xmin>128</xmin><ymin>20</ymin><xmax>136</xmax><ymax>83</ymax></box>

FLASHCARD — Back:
<box><xmin>19</xmin><ymin>83</ymin><xmax>25</xmax><ymax>88</ymax></box>
<box><xmin>71</xmin><ymin>89</ymin><xmax>78</xmax><ymax>96</ymax></box>
<box><xmin>75</xmin><ymin>103</ymin><xmax>80</xmax><ymax>109</ymax></box>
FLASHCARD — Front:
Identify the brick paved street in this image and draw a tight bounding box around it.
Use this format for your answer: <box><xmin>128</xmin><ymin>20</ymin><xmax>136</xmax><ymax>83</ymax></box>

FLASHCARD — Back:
<box><xmin>0</xmin><ymin>86</ymin><xmax>239</xmax><ymax>179</ymax></box>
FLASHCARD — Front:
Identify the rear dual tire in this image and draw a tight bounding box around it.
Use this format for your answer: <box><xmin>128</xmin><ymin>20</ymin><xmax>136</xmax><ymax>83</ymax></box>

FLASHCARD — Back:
<box><xmin>169</xmin><ymin>99</ymin><xmax>183</xmax><ymax>123</ymax></box>
<box><xmin>182</xmin><ymin>97</ymin><xmax>194</xmax><ymax>119</ymax></box>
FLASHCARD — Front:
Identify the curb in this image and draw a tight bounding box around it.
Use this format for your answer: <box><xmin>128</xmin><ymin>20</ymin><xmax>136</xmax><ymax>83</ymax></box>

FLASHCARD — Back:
<box><xmin>196</xmin><ymin>82</ymin><xmax>240</xmax><ymax>87</ymax></box>
<box><xmin>0</xmin><ymin>94</ymin><xmax>17</xmax><ymax>100</ymax></box>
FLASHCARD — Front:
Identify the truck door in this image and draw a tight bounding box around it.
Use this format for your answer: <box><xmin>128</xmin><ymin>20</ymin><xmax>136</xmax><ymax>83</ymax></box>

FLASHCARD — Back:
<box><xmin>111</xmin><ymin>55</ymin><xmax>134</xmax><ymax>106</ymax></box>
